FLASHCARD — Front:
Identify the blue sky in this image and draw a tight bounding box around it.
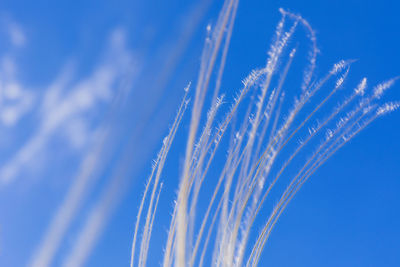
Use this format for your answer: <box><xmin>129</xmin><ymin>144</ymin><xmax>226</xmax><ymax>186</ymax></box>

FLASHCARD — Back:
<box><xmin>0</xmin><ymin>0</ymin><xmax>399</xmax><ymax>266</ymax></box>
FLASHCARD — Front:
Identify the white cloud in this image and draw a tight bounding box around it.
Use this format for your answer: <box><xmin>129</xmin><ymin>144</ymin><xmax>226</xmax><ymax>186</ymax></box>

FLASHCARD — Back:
<box><xmin>27</xmin><ymin>28</ymin><xmax>138</xmax><ymax>267</ymax></box>
<box><xmin>8</xmin><ymin>22</ymin><xmax>26</xmax><ymax>47</ymax></box>
<box><xmin>0</xmin><ymin>49</ymin><xmax>35</xmax><ymax>127</ymax></box>
<box><xmin>0</xmin><ymin>28</ymin><xmax>136</xmax><ymax>185</ymax></box>
<box><xmin>63</xmin><ymin>118</ymin><xmax>89</xmax><ymax>149</ymax></box>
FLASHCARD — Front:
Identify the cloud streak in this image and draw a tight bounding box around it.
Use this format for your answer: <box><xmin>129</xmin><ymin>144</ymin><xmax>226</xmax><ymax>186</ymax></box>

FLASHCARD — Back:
<box><xmin>27</xmin><ymin>28</ymin><xmax>137</xmax><ymax>267</ymax></box>
<box><xmin>0</xmin><ymin>28</ymin><xmax>135</xmax><ymax>185</ymax></box>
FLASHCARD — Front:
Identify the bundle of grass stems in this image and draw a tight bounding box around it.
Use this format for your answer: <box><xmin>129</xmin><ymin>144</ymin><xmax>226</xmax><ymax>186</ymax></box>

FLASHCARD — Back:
<box><xmin>130</xmin><ymin>1</ymin><xmax>399</xmax><ymax>266</ymax></box>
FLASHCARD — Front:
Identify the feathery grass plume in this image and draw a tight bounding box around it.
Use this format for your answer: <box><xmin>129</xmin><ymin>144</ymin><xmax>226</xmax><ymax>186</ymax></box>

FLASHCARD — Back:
<box><xmin>130</xmin><ymin>1</ymin><xmax>398</xmax><ymax>266</ymax></box>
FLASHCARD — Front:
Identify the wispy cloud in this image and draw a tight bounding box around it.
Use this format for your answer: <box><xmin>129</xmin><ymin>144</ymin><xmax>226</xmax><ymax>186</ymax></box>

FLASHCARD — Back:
<box><xmin>27</xmin><ymin>28</ymin><xmax>137</xmax><ymax>267</ymax></box>
<box><xmin>0</xmin><ymin>28</ymin><xmax>135</xmax><ymax>185</ymax></box>
<box><xmin>7</xmin><ymin>22</ymin><xmax>26</xmax><ymax>47</ymax></box>
<box><xmin>0</xmin><ymin>35</ymin><xmax>34</xmax><ymax>127</ymax></box>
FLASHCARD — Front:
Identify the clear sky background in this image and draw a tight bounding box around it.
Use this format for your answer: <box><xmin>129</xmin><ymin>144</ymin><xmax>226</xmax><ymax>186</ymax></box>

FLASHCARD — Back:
<box><xmin>0</xmin><ymin>0</ymin><xmax>399</xmax><ymax>266</ymax></box>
